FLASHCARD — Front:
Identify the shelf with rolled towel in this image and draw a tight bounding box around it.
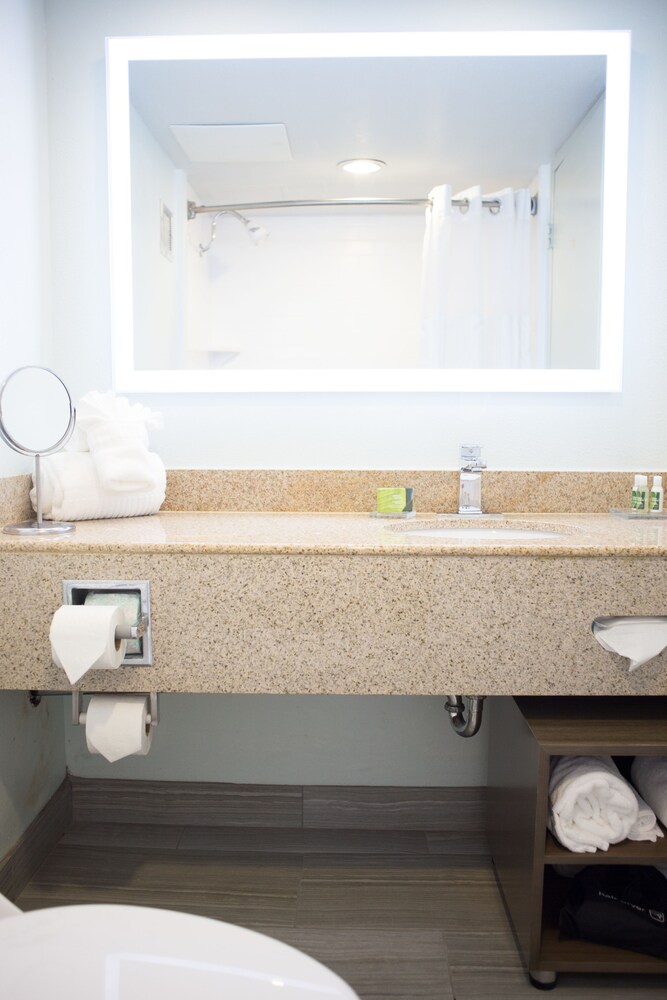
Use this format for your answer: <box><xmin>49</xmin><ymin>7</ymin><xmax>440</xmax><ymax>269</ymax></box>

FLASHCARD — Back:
<box><xmin>544</xmin><ymin>829</ymin><xmax>667</xmax><ymax>864</ymax></box>
<box><xmin>547</xmin><ymin>754</ymin><xmax>664</xmax><ymax>853</ymax></box>
<box><xmin>488</xmin><ymin>696</ymin><xmax>667</xmax><ymax>987</ymax></box>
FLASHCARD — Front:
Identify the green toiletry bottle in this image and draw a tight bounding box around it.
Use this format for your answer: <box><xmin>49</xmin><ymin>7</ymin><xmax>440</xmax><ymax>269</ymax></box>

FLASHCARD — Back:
<box><xmin>650</xmin><ymin>475</ymin><xmax>663</xmax><ymax>513</ymax></box>
<box><xmin>631</xmin><ymin>474</ymin><xmax>648</xmax><ymax>511</ymax></box>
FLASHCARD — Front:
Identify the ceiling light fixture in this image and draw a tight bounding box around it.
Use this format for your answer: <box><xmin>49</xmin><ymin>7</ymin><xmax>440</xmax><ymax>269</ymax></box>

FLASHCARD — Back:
<box><xmin>338</xmin><ymin>158</ymin><xmax>386</xmax><ymax>175</ymax></box>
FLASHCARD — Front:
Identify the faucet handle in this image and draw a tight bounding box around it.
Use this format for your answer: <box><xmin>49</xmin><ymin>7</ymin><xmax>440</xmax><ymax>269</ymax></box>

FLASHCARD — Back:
<box><xmin>460</xmin><ymin>444</ymin><xmax>486</xmax><ymax>471</ymax></box>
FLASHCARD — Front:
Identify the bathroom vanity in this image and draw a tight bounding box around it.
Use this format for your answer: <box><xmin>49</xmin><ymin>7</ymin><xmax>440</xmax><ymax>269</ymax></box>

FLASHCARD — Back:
<box><xmin>1</xmin><ymin>507</ymin><xmax>667</xmax><ymax>696</ymax></box>
<box><xmin>1</xmin><ymin>469</ymin><xmax>667</xmax><ymax>985</ymax></box>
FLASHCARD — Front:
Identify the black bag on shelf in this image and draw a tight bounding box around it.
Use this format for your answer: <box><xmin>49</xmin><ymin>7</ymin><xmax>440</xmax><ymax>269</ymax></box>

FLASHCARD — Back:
<box><xmin>559</xmin><ymin>865</ymin><xmax>667</xmax><ymax>959</ymax></box>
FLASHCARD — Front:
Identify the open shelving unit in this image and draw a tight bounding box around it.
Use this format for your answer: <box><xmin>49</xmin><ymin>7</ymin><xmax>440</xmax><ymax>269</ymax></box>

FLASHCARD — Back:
<box><xmin>488</xmin><ymin>696</ymin><xmax>667</xmax><ymax>987</ymax></box>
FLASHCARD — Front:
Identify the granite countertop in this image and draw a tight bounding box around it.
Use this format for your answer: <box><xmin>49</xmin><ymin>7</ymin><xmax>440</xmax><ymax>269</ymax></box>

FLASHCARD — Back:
<box><xmin>1</xmin><ymin>510</ymin><xmax>667</xmax><ymax>556</ymax></box>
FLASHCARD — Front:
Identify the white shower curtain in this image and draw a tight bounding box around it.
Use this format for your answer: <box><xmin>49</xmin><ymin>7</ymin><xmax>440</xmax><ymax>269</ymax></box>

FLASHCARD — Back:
<box><xmin>420</xmin><ymin>184</ymin><xmax>533</xmax><ymax>368</ymax></box>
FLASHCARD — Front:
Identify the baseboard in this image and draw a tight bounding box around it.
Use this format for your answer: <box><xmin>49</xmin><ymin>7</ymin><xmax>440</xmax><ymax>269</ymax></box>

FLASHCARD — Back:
<box><xmin>303</xmin><ymin>785</ymin><xmax>487</xmax><ymax>831</ymax></box>
<box><xmin>0</xmin><ymin>778</ymin><xmax>72</xmax><ymax>901</ymax></box>
<box><xmin>69</xmin><ymin>777</ymin><xmax>487</xmax><ymax>831</ymax></box>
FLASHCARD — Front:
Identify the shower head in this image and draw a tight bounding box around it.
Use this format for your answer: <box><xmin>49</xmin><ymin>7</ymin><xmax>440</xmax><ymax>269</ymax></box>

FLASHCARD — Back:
<box><xmin>244</xmin><ymin>220</ymin><xmax>269</xmax><ymax>245</ymax></box>
<box><xmin>198</xmin><ymin>210</ymin><xmax>270</xmax><ymax>255</ymax></box>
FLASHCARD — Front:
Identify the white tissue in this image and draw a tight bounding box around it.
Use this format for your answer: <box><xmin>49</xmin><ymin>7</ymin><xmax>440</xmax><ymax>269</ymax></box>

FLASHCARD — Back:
<box><xmin>50</xmin><ymin>605</ymin><xmax>127</xmax><ymax>684</ymax></box>
<box><xmin>592</xmin><ymin>616</ymin><xmax>667</xmax><ymax>672</ymax></box>
<box><xmin>85</xmin><ymin>695</ymin><xmax>153</xmax><ymax>762</ymax></box>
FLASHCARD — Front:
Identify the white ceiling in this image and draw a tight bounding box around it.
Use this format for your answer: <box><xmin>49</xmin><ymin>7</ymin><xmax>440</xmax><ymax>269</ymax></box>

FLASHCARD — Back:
<box><xmin>129</xmin><ymin>53</ymin><xmax>606</xmax><ymax>205</ymax></box>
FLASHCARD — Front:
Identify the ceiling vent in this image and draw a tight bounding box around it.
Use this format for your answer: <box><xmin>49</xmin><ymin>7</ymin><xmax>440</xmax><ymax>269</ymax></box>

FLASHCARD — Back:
<box><xmin>169</xmin><ymin>123</ymin><xmax>293</xmax><ymax>163</ymax></box>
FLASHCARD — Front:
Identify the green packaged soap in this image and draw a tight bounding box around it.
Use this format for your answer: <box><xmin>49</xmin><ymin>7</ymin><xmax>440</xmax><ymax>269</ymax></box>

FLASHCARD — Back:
<box><xmin>375</xmin><ymin>487</ymin><xmax>414</xmax><ymax>515</ymax></box>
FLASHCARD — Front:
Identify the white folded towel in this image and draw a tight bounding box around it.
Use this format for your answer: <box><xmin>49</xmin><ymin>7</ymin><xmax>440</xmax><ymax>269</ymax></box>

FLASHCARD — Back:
<box><xmin>85</xmin><ymin>420</ymin><xmax>158</xmax><ymax>493</ymax></box>
<box><xmin>631</xmin><ymin>756</ymin><xmax>667</xmax><ymax>827</ymax></box>
<box><xmin>32</xmin><ymin>451</ymin><xmax>165</xmax><ymax>521</ymax></box>
<box><xmin>75</xmin><ymin>390</ymin><xmax>162</xmax><ymax>435</ymax></box>
<box><xmin>74</xmin><ymin>391</ymin><xmax>163</xmax><ymax>493</ymax></box>
<box><xmin>548</xmin><ymin>755</ymin><xmax>639</xmax><ymax>853</ymax></box>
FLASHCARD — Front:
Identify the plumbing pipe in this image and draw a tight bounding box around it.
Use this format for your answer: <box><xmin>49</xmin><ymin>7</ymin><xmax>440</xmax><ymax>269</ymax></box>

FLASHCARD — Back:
<box><xmin>444</xmin><ymin>695</ymin><xmax>486</xmax><ymax>738</ymax></box>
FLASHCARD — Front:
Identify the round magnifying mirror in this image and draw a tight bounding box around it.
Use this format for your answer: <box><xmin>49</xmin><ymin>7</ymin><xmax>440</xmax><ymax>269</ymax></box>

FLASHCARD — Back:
<box><xmin>0</xmin><ymin>366</ymin><xmax>76</xmax><ymax>535</ymax></box>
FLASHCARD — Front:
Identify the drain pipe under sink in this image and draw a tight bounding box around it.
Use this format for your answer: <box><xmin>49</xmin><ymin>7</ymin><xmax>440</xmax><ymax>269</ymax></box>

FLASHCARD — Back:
<box><xmin>444</xmin><ymin>695</ymin><xmax>486</xmax><ymax>737</ymax></box>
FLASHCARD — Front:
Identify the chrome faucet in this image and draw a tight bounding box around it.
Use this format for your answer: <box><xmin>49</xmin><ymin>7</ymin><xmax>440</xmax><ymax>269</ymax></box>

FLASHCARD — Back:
<box><xmin>458</xmin><ymin>445</ymin><xmax>486</xmax><ymax>515</ymax></box>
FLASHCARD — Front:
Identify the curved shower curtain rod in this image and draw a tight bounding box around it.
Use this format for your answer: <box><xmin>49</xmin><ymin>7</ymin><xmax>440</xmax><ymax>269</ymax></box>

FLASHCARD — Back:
<box><xmin>187</xmin><ymin>194</ymin><xmax>538</xmax><ymax>219</ymax></box>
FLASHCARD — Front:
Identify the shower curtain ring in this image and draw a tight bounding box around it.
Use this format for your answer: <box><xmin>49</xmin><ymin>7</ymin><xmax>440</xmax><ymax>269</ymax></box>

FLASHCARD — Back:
<box><xmin>458</xmin><ymin>199</ymin><xmax>469</xmax><ymax>215</ymax></box>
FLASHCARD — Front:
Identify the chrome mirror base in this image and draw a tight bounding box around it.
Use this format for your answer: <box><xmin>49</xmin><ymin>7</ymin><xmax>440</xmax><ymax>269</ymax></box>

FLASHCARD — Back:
<box><xmin>3</xmin><ymin>519</ymin><xmax>75</xmax><ymax>535</ymax></box>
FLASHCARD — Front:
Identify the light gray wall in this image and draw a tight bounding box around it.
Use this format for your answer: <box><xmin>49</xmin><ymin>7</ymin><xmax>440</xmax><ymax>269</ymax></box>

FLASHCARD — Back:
<box><xmin>66</xmin><ymin>694</ymin><xmax>489</xmax><ymax>785</ymax></box>
<box><xmin>0</xmin><ymin>694</ymin><xmax>66</xmax><ymax>858</ymax></box>
<box><xmin>0</xmin><ymin>0</ymin><xmax>53</xmax><ymax>477</ymax></box>
<box><xmin>0</xmin><ymin>0</ymin><xmax>67</xmax><ymax>859</ymax></box>
<box><xmin>38</xmin><ymin>0</ymin><xmax>667</xmax><ymax>786</ymax></box>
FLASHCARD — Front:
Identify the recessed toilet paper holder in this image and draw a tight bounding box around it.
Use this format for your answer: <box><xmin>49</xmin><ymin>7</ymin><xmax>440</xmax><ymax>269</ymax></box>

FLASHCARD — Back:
<box><xmin>62</xmin><ymin>580</ymin><xmax>152</xmax><ymax>666</ymax></box>
<box><xmin>115</xmin><ymin>617</ymin><xmax>147</xmax><ymax>641</ymax></box>
<box><xmin>71</xmin><ymin>691</ymin><xmax>159</xmax><ymax>728</ymax></box>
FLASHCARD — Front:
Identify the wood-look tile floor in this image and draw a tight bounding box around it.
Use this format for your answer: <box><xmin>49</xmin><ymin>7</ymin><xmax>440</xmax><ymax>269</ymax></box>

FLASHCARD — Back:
<box><xmin>16</xmin><ymin>824</ymin><xmax>666</xmax><ymax>999</ymax></box>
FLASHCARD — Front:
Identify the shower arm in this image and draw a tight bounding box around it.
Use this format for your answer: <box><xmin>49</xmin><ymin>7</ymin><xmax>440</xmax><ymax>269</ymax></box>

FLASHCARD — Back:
<box><xmin>198</xmin><ymin>209</ymin><xmax>254</xmax><ymax>255</ymax></box>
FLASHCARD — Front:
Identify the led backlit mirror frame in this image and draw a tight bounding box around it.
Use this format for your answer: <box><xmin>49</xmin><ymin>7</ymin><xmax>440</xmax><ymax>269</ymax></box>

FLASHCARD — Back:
<box><xmin>106</xmin><ymin>30</ymin><xmax>630</xmax><ymax>393</ymax></box>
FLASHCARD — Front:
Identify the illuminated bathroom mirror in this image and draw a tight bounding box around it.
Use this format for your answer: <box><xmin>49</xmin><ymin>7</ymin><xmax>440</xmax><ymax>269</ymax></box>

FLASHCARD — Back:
<box><xmin>107</xmin><ymin>31</ymin><xmax>630</xmax><ymax>393</ymax></box>
<box><xmin>0</xmin><ymin>366</ymin><xmax>76</xmax><ymax>534</ymax></box>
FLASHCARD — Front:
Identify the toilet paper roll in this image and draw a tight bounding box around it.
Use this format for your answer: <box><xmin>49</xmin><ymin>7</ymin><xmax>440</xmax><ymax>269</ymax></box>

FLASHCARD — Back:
<box><xmin>84</xmin><ymin>591</ymin><xmax>141</xmax><ymax>655</ymax></box>
<box><xmin>50</xmin><ymin>604</ymin><xmax>127</xmax><ymax>685</ymax></box>
<box><xmin>85</xmin><ymin>695</ymin><xmax>153</xmax><ymax>762</ymax></box>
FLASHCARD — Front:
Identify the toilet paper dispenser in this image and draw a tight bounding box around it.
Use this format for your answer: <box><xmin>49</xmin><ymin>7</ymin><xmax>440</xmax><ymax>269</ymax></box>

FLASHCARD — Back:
<box><xmin>62</xmin><ymin>579</ymin><xmax>152</xmax><ymax>666</ymax></box>
<box><xmin>113</xmin><ymin>616</ymin><xmax>146</xmax><ymax>641</ymax></box>
<box><xmin>71</xmin><ymin>690</ymin><xmax>159</xmax><ymax>729</ymax></box>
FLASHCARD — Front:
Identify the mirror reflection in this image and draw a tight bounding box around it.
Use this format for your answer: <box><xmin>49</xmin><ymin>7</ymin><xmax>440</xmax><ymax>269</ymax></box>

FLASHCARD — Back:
<box><xmin>0</xmin><ymin>366</ymin><xmax>73</xmax><ymax>455</ymax></box>
<box><xmin>129</xmin><ymin>52</ymin><xmax>605</xmax><ymax>372</ymax></box>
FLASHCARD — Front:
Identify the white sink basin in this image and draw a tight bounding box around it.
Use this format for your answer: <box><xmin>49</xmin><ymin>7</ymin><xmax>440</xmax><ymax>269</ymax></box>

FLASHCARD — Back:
<box><xmin>402</xmin><ymin>526</ymin><xmax>564</xmax><ymax>540</ymax></box>
<box><xmin>386</xmin><ymin>517</ymin><xmax>570</xmax><ymax>542</ymax></box>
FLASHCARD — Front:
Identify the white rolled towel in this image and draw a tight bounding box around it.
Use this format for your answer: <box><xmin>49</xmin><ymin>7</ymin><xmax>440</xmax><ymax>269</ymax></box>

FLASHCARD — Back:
<box><xmin>548</xmin><ymin>755</ymin><xmax>639</xmax><ymax>853</ymax></box>
<box><xmin>32</xmin><ymin>451</ymin><xmax>165</xmax><ymax>521</ymax></box>
<box><xmin>628</xmin><ymin>790</ymin><xmax>665</xmax><ymax>843</ymax></box>
<box><xmin>631</xmin><ymin>756</ymin><xmax>667</xmax><ymax>828</ymax></box>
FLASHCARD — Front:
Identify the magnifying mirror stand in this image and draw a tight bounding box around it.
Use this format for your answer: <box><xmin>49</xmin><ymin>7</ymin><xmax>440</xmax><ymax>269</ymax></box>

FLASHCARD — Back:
<box><xmin>4</xmin><ymin>454</ymin><xmax>75</xmax><ymax>535</ymax></box>
<box><xmin>0</xmin><ymin>365</ymin><xmax>77</xmax><ymax>536</ymax></box>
